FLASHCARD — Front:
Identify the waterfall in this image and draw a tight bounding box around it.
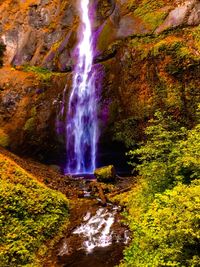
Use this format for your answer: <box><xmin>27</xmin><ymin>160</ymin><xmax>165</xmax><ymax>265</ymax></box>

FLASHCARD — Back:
<box><xmin>66</xmin><ymin>0</ymin><xmax>98</xmax><ymax>174</ymax></box>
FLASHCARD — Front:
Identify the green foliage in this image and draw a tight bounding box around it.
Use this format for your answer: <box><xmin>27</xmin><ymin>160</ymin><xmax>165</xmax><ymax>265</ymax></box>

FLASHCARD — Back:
<box><xmin>0</xmin><ymin>43</ymin><xmax>5</xmax><ymax>67</ymax></box>
<box><xmin>128</xmin><ymin>111</ymin><xmax>200</xmax><ymax>198</ymax></box>
<box><xmin>23</xmin><ymin>65</ymin><xmax>54</xmax><ymax>83</ymax></box>
<box><xmin>121</xmin><ymin>181</ymin><xmax>200</xmax><ymax>267</ymax></box>
<box><xmin>120</xmin><ymin>109</ymin><xmax>200</xmax><ymax>267</ymax></box>
<box><xmin>0</xmin><ymin>154</ymin><xmax>69</xmax><ymax>266</ymax></box>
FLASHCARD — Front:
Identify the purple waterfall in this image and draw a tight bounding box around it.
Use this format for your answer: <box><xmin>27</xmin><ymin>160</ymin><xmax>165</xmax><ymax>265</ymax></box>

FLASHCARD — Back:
<box><xmin>65</xmin><ymin>0</ymin><xmax>98</xmax><ymax>174</ymax></box>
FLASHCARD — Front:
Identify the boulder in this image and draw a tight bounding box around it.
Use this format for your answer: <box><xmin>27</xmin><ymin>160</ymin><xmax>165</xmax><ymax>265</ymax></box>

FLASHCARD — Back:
<box><xmin>94</xmin><ymin>165</ymin><xmax>116</xmax><ymax>183</ymax></box>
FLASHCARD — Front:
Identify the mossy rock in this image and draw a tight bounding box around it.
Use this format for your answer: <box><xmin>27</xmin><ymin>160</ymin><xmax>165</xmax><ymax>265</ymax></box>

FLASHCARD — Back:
<box><xmin>94</xmin><ymin>165</ymin><xmax>116</xmax><ymax>183</ymax></box>
<box><xmin>23</xmin><ymin>117</ymin><xmax>35</xmax><ymax>132</ymax></box>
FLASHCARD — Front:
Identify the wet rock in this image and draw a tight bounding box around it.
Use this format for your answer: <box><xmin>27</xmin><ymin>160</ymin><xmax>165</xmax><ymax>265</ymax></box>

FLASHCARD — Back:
<box><xmin>0</xmin><ymin>0</ymin><xmax>200</xmax><ymax>162</ymax></box>
<box><xmin>94</xmin><ymin>165</ymin><xmax>116</xmax><ymax>183</ymax></box>
<box><xmin>2</xmin><ymin>0</ymin><xmax>198</xmax><ymax>72</ymax></box>
<box><xmin>0</xmin><ymin>0</ymin><xmax>78</xmax><ymax>70</ymax></box>
<box><xmin>1</xmin><ymin>29</ymin><xmax>19</xmax><ymax>63</ymax></box>
<box><xmin>1</xmin><ymin>91</ymin><xmax>21</xmax><ymax>112</ymax></box>
<box><xmin>96</xmin><ymin>0</ymin><xmax>116</xmax><ymax>22</ymax></box>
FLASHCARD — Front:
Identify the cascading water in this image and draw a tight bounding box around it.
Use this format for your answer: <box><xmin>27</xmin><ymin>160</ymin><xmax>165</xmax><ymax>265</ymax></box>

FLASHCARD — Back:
<box><xmin>57</xmin><ymin>205</ymin><xmax>130</xmax><ymax>266</ymax></box>
<box><xmin>73</xmin><ymin>208</ymin><xmax>116</xmax><ymax>253</ymax></box>
<box><xmin>66</xmin><ymin>0</ymin><xmax>98</xmax><ymax>174</ymax></box>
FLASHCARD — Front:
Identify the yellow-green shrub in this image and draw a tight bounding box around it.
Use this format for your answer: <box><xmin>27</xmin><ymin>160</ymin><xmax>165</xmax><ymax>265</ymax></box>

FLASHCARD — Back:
<box><xmin>121</xmin><ymin>109</ymin><xmax>200</xmax><ymax>266</ymax></box>
<box><xmin>0</xmin><ymin>154</ymin><xmax>69</xmax><ymax>266</ymax></box>
<box><xmin>121</xmin><ymin>180</ymin><xmax>200</xmax><ymax>267</ymax></box>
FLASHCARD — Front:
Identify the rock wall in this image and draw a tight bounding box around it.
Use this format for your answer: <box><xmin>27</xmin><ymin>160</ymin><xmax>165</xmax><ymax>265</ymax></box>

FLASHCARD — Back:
<box><xmin>0</xmin><ymin>0</ymin><xmax>200</xmax><ymax>165</ymax></box>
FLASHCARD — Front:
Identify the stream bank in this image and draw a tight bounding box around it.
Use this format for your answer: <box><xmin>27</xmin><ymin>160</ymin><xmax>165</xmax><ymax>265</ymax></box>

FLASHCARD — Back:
<box><xmin>45</xmin><ymin>176</ymin><xmax>134</xmax><ymax>267</ymax></box>
<box><xmin>0</xmin><ymin>147</ymin><xmax>134</xmax><ymax>267</ymax></box>
<box><xmin>49</xmin><ymin>201</ymin><xmax>130</xmax><ymax>267</ymax></box>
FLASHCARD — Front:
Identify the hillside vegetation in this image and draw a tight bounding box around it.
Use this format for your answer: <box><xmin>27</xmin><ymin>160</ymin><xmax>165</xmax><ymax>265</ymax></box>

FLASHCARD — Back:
<box><xmin>0</xmin><ymin>153</ymin><xmax>69</xmax><ymax>267</ymax></box>
<box><xmin>119</xmin><ymin>109</ymin><xmax>200</xmax><ymax>267</ymax></box>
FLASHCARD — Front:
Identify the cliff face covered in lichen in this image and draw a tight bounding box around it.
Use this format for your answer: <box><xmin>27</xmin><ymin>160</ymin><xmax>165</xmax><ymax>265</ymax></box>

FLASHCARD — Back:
<box><xmin>0</xmin><ymin>0</ymin><xmax>200</xmax><ymax>161</ymax></box>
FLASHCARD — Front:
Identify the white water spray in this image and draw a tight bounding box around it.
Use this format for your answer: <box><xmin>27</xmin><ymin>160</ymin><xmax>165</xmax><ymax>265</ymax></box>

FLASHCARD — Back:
<box><xmin>73</xmin><ymin>208</ymin><xmax>116</xmax><ymax>253</ymax></box>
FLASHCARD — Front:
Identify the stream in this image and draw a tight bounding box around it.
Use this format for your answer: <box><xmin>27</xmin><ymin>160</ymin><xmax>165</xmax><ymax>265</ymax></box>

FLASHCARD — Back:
<box><xmin>56</xmin><ymin>204</ymin><xmax>130</xmax><ymax>267</ymax></box>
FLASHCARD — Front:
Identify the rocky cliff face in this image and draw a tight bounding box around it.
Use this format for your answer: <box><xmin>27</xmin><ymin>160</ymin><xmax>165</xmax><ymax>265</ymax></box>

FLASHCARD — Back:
<box><xmin>0</xmin><ymin>0</ymin><xmax>200</xmax><ymax>165</ymax></box>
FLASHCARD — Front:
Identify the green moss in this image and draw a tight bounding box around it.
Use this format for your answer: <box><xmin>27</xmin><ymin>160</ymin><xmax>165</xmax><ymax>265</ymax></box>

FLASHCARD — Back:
<box><xmin>0</xmin><ymin>129</ymin><xmax>10</xmax><ymax>148</ymax></box>
<box><xmin>23</xmin><ymin>65</ymin><xmax>65</xmax><ymax>84</ymax></box>
<box><xmin>23</xmin><ymin>65</ymin><xmax>54</xmax><ymax>84</ymax></box>
<box><xmin>23</xmin><ymin>106</ymin><xmax>38</xmax><ymax>132</ymax></box>
<box><xmin>94</xmin><ymin>165</ymin><xmax>116</xmax><ymax>183</ymax></box>
<box><xmin>150</xmin><ymin>37</ymin><xmax>182</xmax><ymax>56</ymax></box>
<box><xmin>30</xmin><ymin>107</ymin><xmax>37</xmax><ymax>117</ymax></box>
<box><xmin>0</xmin><ymin>153</ymin><xmax>69</xmax><ymax>266</ymax></box>
<box><xmin>23</xmin><ymin>117</ymin><xmax>35</xmax><ymax>132</ymax></box>
<box><xmin>130</xmin><ymin>30</ymin><xmax>200</xmax><ymax>63</ymax></box>
<box><xmin>191</xmin><ymin>25</ymin><xmax>200</xmax><ymax>51</ymax></box>
<box><xmin>128</xmin><ymin>0</ymin><xmax>169</xmax><ymax>31</ymax></box>
<box><xmin>98</xmin><ymin>20</ymin><xmax>116</xmax><ymax>51</ymax></box>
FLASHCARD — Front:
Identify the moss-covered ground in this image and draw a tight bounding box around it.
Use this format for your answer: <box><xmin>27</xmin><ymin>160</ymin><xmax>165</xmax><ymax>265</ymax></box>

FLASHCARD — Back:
<box><xmin>0</xmin><ymin>152</ymin><xmax>69</xmax><ymax>267</ymax></box>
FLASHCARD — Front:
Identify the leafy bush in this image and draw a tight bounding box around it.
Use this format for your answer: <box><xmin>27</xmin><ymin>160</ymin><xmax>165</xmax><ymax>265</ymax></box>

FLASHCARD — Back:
<box><xmin>120</xmin><ymin>109</ymin><xmax>200</xmax><ymax>266</ymax></box>
<box><xmin>0</xmin><ymin>153</ymin><xmax>69</xmax><ymax>266</ymax></box>
<box><xmin>121</xmin><ymin>181</ymin><xmax>200</xmax><ymax>267</ymax></box>
<box><xmin>128</xmin><ymin>111</ymin><xmax>200</xmax><ymax>199</ymax></box>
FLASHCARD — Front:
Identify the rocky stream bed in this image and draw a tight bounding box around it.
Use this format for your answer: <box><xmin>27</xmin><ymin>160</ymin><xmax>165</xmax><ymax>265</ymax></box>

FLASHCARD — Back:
<box><xmin>0</xmin><ymin>147</ymin><xmax>134</xmax><ymax>267</ymax></box>
<box><xmin>45</xmin><ymin>175</ymin><xmax>133</xmax><ymax>267</ymax></box>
